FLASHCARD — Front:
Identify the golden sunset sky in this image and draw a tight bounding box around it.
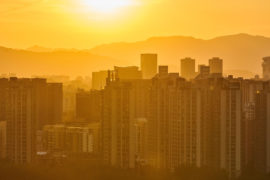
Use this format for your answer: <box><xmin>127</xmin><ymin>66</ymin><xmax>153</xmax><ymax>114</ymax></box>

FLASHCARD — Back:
<box><xmin>1</xmin><ymin>0</ymin><xmax>270</xmax><ymax>49</ymax></box>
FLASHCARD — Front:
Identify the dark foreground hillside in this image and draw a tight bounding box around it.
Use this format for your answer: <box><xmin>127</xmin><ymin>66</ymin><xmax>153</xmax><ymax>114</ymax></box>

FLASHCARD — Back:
<box><xmin>0</xmin><ymin>160</ymin><xmax>269</xmax><ymax>180</ymax></box>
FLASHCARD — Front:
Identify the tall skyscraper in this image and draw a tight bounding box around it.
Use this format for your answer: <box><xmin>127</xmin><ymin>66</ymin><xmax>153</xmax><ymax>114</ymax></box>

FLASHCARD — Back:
<box><xmin>27</xmin><ymin>79</ymin><xmax>63</xmax><ymax>130</ymax></box>
<box><xmin>209</xmin><ymin>57</ymin><xmax>223</xmax><ymax>75</ymax></box>
<box><xmin>262</xmin><ymin>57</ymin><xmax>270</xmax><ymax>80</ymax></box>
<box><xmin>148</xmin><ymin>72</ymin><xmax>201</xmax><ymax>169</ymax></box>
<box><xmin>197</xmin><ymin>77</ymin><xmax>242</xmax><ymax>178</ymax></box>
<box><xmin>101</xmin><ymin>76</ymin><xmax>150</xmax><ymax>168</ymax></box>
<box><xmin>141</xmin><ymin>54</ymin><xmax>158</xmax><ymax>79</ymax></box>
<box><xmin>181</xmin><ymin>57</ymin><xmax>196</xmax><ymax>80</ymax></box>
<box><xmin>1</xmin><ymin>77</ymin><xmax>63</xmax><ymax>164</ymax></box>
<box><xmin>6</xmin><ymin>78</ymin><xmax>40</xmax><ymax>163</ymax></box>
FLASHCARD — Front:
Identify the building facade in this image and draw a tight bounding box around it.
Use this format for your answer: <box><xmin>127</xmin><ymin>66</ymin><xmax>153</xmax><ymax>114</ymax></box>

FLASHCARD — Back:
<box><xmin>0</xmin><ymin>77</ymin><xmax>63</xmax><ymax>164</ymax></box>
<box><xmin>141</xmin><ymin>54</ymin><xmax>158</xmax><ymax>79</ymax></box>
<box><xmin>181</xmin><ymin>57</ymin><xmax>196</xmax><ymax>80</ymax></box>
<box><xmin>209</xmin><ymin>57</ymin><xmax>223</xmax><ymax>75</ymax></box>
<box><xmin>101</xmin><ymin>72</ymin><xmax>150</xmax><ymax>168</ymax></box>
<box><xmin>262</xmin><ymin>57</ymin><xmax>270</xmax><ymax>80</ymax></box>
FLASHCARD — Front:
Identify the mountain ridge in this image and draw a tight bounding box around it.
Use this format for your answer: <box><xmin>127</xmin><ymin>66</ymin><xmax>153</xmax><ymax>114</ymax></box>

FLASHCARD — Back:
<box><xmin>1</xmin><ymin>33</ymin><xmax>269</xmax><ymax>77</ymax></box>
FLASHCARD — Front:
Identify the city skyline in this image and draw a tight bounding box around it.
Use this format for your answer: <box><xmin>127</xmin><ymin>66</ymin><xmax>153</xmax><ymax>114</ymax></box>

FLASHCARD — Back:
<box><xmin>1</xmin><ymin>53</ymin><xmax>270</xmax><ymax>180</ymax></box>
<box><xmin>1</xmin><ymin>1</ymin><xmax>270</xmax><ymax>180</ymax></box>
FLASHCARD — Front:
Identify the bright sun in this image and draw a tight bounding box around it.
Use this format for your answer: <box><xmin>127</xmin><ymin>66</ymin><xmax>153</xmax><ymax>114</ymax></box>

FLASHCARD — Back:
<box><xmin>82</xmin><ymin>0</ymin><xmax>135</xmax><ymax>14</ymax></box>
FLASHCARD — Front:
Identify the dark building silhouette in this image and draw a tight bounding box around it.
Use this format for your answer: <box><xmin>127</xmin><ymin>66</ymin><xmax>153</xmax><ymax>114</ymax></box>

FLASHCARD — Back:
<box><xmin>254</xmin><ymin>83</ymin><xmax>270</xmax><ymax>173</ymax></box>
<box><xmin>0</xmin><ymin>77</ymin><xmax>63</xmax><ymax>164</ymax></box>
<box><xmin>158</xmin><ymin>65</ymin><xmax>169</xmax><ymax>76</ymax></box>
<box><xmin>0</xmin><ymin>121</ymin><xmax>6</xmax><ymax>159</ymax></box>
<box><xmin>148</xmin><ymin>72</ymin><xmax>200</xmax><ymax>169</ymax></box>
<box><xmin>197</xmin><ymin>77</ymin><xmax>242</xmax><ymax>178</ymax></box>
<box><xmin>0</xmin><ymin>78</ymin><xmax>8</xmax><ymax>122</ymax></box>
<box><xmin>3</xmin><ymin>54</ymin><xmax>270</xmax><ymax>179</ymax></box>
<box><xmin>197</xmin><ymin>65</ymin><xmax>210</xmax><ymax>78</ymax></box>
<box><xmin>262</xmin><ymin>57</ymin><xmax>270</xmax><ymax>80</ymax></box>
<box><xmin>101</xmin><ymin>72</ymin><xmax>150</xmax><ymax>168</ymax></box>
<box><xmin>76</xmin><ymin>89</ymin><xmax>102</xmax><ymax>123</ymax></box>
<box><xmin>100</xmin><ymin>64</ymin><xmax>244</xmax><ymax>178</ymax></box>
<box><xmin>241</xmin><ymin>79</ymin><xmax>263</xmax><ymax>170</ymax></box>
<box><xmin>46</xmin><ymin>83</ymin><xmax>63</xmax><ymax>126</ymax></box>
<box><xmin>147</xmin><ymin>72</ymin><xmax>242</xmax><ymax>177</ymax></box>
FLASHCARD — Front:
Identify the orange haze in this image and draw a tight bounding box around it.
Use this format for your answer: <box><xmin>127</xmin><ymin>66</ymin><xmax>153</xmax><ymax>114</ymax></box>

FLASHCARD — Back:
<box><xmin>0</xmin><ymin>0</ymin><xmax>270</xmax><ymax>49</ymax></box>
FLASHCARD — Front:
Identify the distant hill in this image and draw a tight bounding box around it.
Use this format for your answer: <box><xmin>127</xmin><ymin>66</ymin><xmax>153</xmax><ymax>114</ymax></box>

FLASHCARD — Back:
<box><xmin>89</xmin><ymin>33</ymin><xmax>270</xmax><ymax>78</ymax></box>
<box><xmin>27</xmin><ymin>45</ymin><xmax>54</xmax><ymax>53</ymax></box>
<box><xmin>0</xmin><ymin>46</ymin><xmax>120</xmax><ymax>77</ymax></box>
<box><xmin>1</xmin><ymin>33</ymin><xmax>270</xmax><ymax>78</ymax></box>
<box><xmin>27</xmin><ymin>45</ymin><xmax>80</xmax><ymax>53</ymax></box>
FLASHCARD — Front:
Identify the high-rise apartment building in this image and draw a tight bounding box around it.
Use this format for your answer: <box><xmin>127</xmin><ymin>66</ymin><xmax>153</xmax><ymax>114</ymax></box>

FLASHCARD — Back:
<box><xmin>43</xmin><ymin>124</ymin><xmax>93</xmax><ymax>154</ymax></box>
<box><xmin>47</xmin><ymin>83</ymin><xmax>63</xmax><ymax>125</ymax></box>
<box><xmin>209</xmin><ymin>57</ymin><xmax>223</xmax><ymax>75</ymax></box>
<box><xmin>197</xmin><ymin>65</ymin><xmax>210</xmax><ymax>79</ymax></box>
<box><xmin>114</xmin><ymin>66</ymin><xmax>142</xmax><ymax>80</ymax></box>
<box><xmin>0</xmin><ymin>121</ymin><xmax>6</xmax><ymax>159</ymax></box>
<box><xmin>92</xmin><ymin>71</ymin><xmax>108</xmax><ymax>90</ymax></box>
<box><xmin>6</xmin><ymin>78</ymin><xmax>40</xmax><ymax>163</ymax></box>
<box><xmin>148</xmin><ymin>73</ymin><xmax>242</xmax><ymax>177</ymax></box>
<box><xmin>65</xmin><ymin>127</ymin><xmax>93</xmax><ymax>154</ymax></box>
<box><xmin>135</xmin><ymin>118</ymin><xmax>148</xmax><ymax>166</ymax></box>
<box><xmin>262</xmin><ymin>57</ymin><xmax>270</xmax><ymax>80</ymax></box>
<box><xmin>29</xmin><ymin>79</ymin><xmax>63</xmax><ymax>129</ymax></box>
<box><xmin>148</xmin><ymin>72</ymin><xmax>201</xmax><ymax>169</ymax></box>
<box><xmin>99</xmin><ymin>66</ymin><xmax>244</xmax><ymax>177</ymax></box>
<box><xmin>101</xmin><ymin>74</ymin><xmax>150</xmax><ymax>168</ymax></box>
<box><xmin>181</xmin><ymin>57</ymin><xmax>196</xmax><ymax>80</ymax></box>
<box><xmin>76</xmin><ymin>90</ymin><xmax>102</xmax><ymax>123</ymax></box>
<box><xmin>88</xmin><ymin>122</ymin><xmax>101</xmax><ymax>155</ymax></box>
<box><xmin>242</xmin><ymin>102</ymin><xmax>256</xmax><ymax>170</ymax></box>
<box><xmin>233</xmin><ymin>79</ymin><xmax>263</xmax><ymax>171</ymax></box>
<box><xmin>43</xmin><ymin>125</ymin><xmax>66</xmax><ymax>153</ymax></box>
<box><xmin>158</xmin><ymin>66</ymin><xmax>169</xmax><ymax>76</ymax></box>
<box><xmin>141</xmin><ymin>54</ymin><xmax>158</xmax><ymax>79</ymax></box>
<box><xmin>196</xmin><ymin>77</ymin><xmax>242</xmax><ymax>178</ymax></box>
<box><xmin>63</xmin><ymin>85</ymin><xmax>76</xmax><ymax>122</ymax></box>
<box><xmin>253</xmin><ymin>84</ymin><xmax>270</xmax><ymax>174</ymax></box>
<box><xmin>0</xmin><ymin>77</ymin><xmax>63</xmax><ymax>164</ymax></box>
<box><xmin>92</xmin><ymin>67</ymin><xmax>142</xmax><ymax>90</ymax></box>
<box><xmin>0</xmin><ymin>79</ymin><xmax>8</xmax><ymax>159</ymax></box>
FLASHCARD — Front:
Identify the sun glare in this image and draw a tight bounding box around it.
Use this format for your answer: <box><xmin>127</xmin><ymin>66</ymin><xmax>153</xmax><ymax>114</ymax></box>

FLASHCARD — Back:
<box><xmin>82</xmin><ymin>0</ymin><xmax>135</xmax><ymax>14</ymax></box>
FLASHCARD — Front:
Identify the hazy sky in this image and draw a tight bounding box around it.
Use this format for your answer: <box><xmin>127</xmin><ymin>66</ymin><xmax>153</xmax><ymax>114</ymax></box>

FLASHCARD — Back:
<box><xmin>1</xmin><ymin>0</ymin><xmax>270</xmax><ymax>49</ymax></box>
